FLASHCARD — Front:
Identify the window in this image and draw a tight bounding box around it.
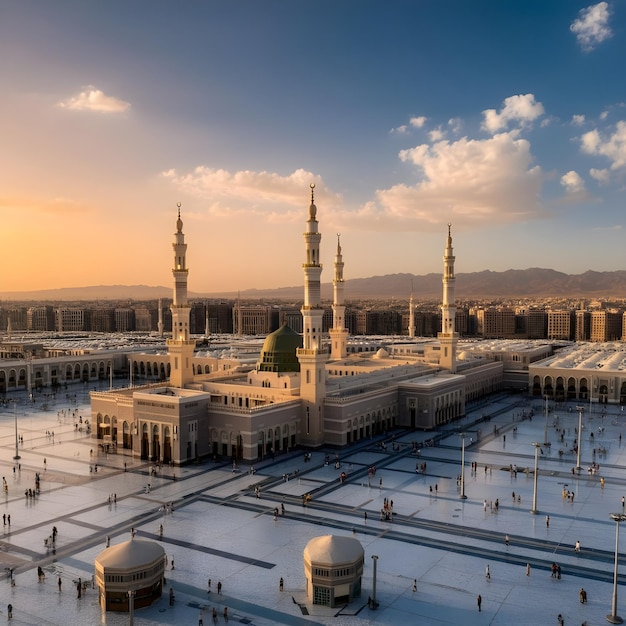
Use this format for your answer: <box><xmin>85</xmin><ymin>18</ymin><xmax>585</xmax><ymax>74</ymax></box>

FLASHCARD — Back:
<box><xmin>313</xmin><ymin>585</ymin><xmax>330</xmax><ymax>606</ymax></box>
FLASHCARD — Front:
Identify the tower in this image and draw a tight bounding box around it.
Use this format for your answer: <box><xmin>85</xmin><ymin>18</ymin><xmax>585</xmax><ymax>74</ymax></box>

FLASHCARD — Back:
<box><xmin>408</xmin><ymin>281</ymin><xmax>415</xmax><ymax>338</ymax></box>
<box><xmin>297</xmin><ymin>184</ymin><xmax>328</xmax><ymax>447</ymax></box>
<box><xmin>157</xmin><ymin>299</ymin><xmax>163</xmax><ymax>337</ymax></box>
<box><xmin>166</xmin><ymin>203</ymin><xmax>196</xmax><ymax>387</ymax></box>
<box><xmin>438</xmin><ymin>223</ymin><xmax>458</xmax><ymax>373</ymax></box>
<box><xmin>329</xmin><ymin>233</ymin><xmax>348</xmax><ymax>360</ymax></box>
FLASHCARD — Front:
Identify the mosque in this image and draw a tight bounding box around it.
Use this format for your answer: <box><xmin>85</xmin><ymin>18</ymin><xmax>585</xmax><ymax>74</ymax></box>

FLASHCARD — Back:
<box><xmin>90</xmin><ymin>187</ymin><xmax>503</xmax><ymax>465</ymax></box>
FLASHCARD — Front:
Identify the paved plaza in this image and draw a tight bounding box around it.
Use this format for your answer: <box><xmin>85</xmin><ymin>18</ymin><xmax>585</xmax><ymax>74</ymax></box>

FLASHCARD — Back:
<box><xmin>1</xmin><ymin>385</ymin><xmax>626</xmax><ymax>625</ymax></box>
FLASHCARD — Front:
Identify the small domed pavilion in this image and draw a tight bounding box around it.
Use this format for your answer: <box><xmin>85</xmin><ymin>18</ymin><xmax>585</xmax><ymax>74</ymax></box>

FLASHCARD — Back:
<box><xmin>95</xmin><ymin>538</ymin><xmax>165</xmax><ymax>612</ymax></box>
<box><xmin>303</xmin><ymin>534</ymin><xmax>364</xmax><ymax>607</ymax></box>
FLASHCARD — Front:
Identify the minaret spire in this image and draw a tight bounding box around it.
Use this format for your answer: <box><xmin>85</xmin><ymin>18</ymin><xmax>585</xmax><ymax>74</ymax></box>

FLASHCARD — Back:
<box><xmin>297</xmin><ymin>183</ymin><xmax>328</xmax><ymax>448</ymax></box>
<box><xmin>408</xmin><ymin>280</ymin><xmax>415</xmax><ymax>338</ymax></box>
<box><xmin>438</xmin><ymin>223</ymin><xmax>458</xmax><ymax>372</ymax></box>
<box><xmin>166</xmin><ymin>202</ymin><xmax>196</xmax><ymax>387</ymax></box>
<box><xmin>330</xmin><ymin>232</ymin><xmax>348</xmax><ymax>359</ymax></box>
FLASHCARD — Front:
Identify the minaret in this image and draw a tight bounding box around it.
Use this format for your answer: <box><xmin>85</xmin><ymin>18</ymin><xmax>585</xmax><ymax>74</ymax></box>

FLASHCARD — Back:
<box><xmin>408</xmin><ymin>281</ymin><xmax>415</xmax><ymax>338</ymax></box>
<box><xmin>329</xmin><ymin>233</ymin><xmax>348</xmax><ymax>360</ymax></box>
<box><xmin>166</xmin><ymin>203</ymin><xmax>195</xmax><ymax>387</ymax></box>
<box><xmin>438</xmin><ymin>223</ymin><xmax>458</xmax><ymax>373</ymax></box>
<box><xmin>297</xmin><ymin>184</ymin><xmax>328</xmax><ymax>447</ymax></box>
<box><xmin>158</xmin><ymin>299</ymin><xmax>164</xmax><ymax>337</ymax></box>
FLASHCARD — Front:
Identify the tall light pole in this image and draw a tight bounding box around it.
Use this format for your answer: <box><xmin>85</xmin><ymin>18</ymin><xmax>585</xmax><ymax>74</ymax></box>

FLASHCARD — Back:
<box><xmin>371</xmin><ymin>555</ymin><xmax>379</xmax><ymax>609</ymax></box>
<box><xmin>13</xmin><ymin>400</ymin><xmax>20</xmax><ymax>461</ymax></box>
<box><xmin>530</xmin><ymin>442</ymin><xmax>541</xmax><ymax>514</ymax></box>
<box><xmin>607</xmin><ymin>512</ymin><xmax>626</xmax><ymax>624</ymax></box>
<box><xmin>460</xmin><ymin>433</ymin><xmax>467</xmax><ymax>499</ymax></box>
<box><xmin>128</xmin><ymin>589</ymin><xmax>135</xmax><ymax>626</ymax></box>
<box><xmin>576</xmin><ymin>406</ymin><xmax>584</xmax><ymax>471</ymax></box>
<box><xmin>543</xmin><ymin>396</ymin><xmax>550</xmax><ymax>446</ymax></box>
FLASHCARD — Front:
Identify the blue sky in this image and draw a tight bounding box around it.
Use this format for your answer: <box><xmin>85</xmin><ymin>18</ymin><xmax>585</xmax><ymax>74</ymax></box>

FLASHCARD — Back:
<box><xmin>0</xmin><ymin>1</ymin><xmax>624</xmax><ymax>294</ymax></box>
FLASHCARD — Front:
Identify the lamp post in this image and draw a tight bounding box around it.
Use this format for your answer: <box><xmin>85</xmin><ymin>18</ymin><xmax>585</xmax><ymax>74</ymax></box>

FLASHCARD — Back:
<box><xmin>576</xmin><ymin>406</ymin><xmax>584</xmax><ymax>471</ymax></box>
<box><xmin>128</xmin><ymin>589</ymin><xmax>135</xmax><ymax>626</ymax></box>
<box><xmin>460</xmin><ymin>433</ymin><xmax>467</xmax><ymax>499</ymax></box>
<box><xmin>371</xmin><ymin>555</ymin><xmax>379</xmax><ymax>609</ymax></box>
<box><xmin>543</xmin><ymin>396</ymin><xmax>550</xmax><ymax>446</ymax></box>
<box><xmin>530</xmin><ymin>442</ymin><xmax>540</xmax><ymax>514</ymax></box>
<box><xmin>12</xmin><ymin>400</ymin><xmax>20</xmax><ymax>461</ymax></box>
<box><xmin>607</xmin><ymin>512</ymin><xmax>626</xmax><ymax>624</ymax></box>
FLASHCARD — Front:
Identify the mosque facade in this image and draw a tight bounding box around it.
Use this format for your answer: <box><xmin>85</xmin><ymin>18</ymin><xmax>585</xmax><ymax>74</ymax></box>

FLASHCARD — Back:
<box><xmin>90</xmin><ymin>188</ymin><xmax>503</xmax><ymax>465</ymax></box>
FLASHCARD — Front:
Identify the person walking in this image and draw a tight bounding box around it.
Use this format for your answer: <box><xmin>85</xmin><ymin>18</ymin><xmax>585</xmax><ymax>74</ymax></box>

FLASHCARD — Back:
<box><xmin>413</xmin><ymin>579</ymin><xmax>417</xmax><ymax>592</ymax></box>
<box><xmin>575</xmin><ymin>540</ymin><xmax>580</xmax><ymax>553</ymax></box>
<box><xmin>477</xmin><ymin>594</ymin><xmax>482</xmax><ymax>612</ymax></box>
<box><xmin>208</xmin><ymin>578</ymin><xmax>212</xmax><ymax>593</ymax></box>
<box><xmin>557</xmin><ymin>614</ymin><xmax>564</xmax><ymax>626</ymax></box>
<box><xmin>223</xmin><ymin>606</ymin><xmax>229</xmax><ymax>622</ymax></box>
<box><xmin>279</xmin><ymin>577</ymin><xmax>284</xmax><ymax>591</ymax></box>
<box><xmin>7</xmin><ymin>604</ymin><xmax>12</xmax><ymax>619</ymax></box>
<box><xmin>505</xmin><ymin>534</ymin><xmax>510</xmax><ymax>546</ymax></box>
<box><xmin>526</xmin><ymin>563</ymin><xmax>530</xmax><ymax>576</ymax></box>
<box><xmin>546</xmin><ymin>515</ymin><xmax>550</xmax><ymax>527</ymax></box>
<box><xmin>212</xmin><ymin>607</ymin><xmax>218</xmax><ymax>624</ymax></box>
<box><xmin>217</xmin><ymin>580</ymin><xmax>222</xmax><ymax>595</ymax></box>
<box><xmin>58</xmin><ymin>576</ymin><xmax>62</xmax><ymax>592</ymax></box>
<box><xmin>485</xmin><ymin>564</ymin><xmax>490</xmax><ymax>580</ymax></box>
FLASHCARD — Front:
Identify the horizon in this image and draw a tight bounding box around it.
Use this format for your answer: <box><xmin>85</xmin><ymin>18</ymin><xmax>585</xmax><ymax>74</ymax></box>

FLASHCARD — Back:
<box><xmin>2</xmin><ymin>2</ymin><xmax>625</xmax><ymax>294</ymax></box>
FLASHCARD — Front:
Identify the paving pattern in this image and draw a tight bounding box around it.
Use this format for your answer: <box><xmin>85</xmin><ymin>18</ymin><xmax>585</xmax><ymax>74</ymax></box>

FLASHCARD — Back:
<box><xmin>1</xmin><ymin>385</ymin><xmax>625</xmax><ymax>625</ymax></box>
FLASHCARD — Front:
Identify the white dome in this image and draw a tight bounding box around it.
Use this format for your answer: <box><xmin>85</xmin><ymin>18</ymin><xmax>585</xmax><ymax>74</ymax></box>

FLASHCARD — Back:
<box><xmin>96</xmin><ymin>539</ymin><xmax>165</xmax><ymax>569</ymax></box>
<box><xmin>303</xmin><ymin>534</ymin><xmax>364</xmax><ymax>566</ymax></box>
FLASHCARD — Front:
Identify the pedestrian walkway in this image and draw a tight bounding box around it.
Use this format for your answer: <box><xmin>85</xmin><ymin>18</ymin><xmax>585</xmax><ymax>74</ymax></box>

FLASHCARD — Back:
<box><xmin>0</xmin><ymin>388</ymin><xmax>624</xmax><ymax>624</ymax></box>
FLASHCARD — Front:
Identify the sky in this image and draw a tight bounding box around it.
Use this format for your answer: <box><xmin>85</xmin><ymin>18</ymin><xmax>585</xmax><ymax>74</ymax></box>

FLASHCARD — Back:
<box><xmin>1</xmin><ymin>0</ymin><xmax>625</xmax><ymax>295</ymax></box>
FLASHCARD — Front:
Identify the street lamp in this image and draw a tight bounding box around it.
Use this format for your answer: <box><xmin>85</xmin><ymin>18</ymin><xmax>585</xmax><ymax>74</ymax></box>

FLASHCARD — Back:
<box><xmin>607</xmin><ymin>513</ymin><xmax>626</xmax><ymax>624</ymax></box>
<box><xmin>459</xmin><ymin>433</ymin><xmax>467</xmax><ymax>499</ymax></box>
<box><xmin>576</xmin><ymin>406</ymin><xmax>584</xmax><ymax>471</ymax></box>
<box><xmin>128</xmin><ymin>589</ymin><xmax>136</xmax><ymax>626</ymax></box>
<box><xmin>543</xmin><ymin>396</ymin><xmax>550</xmax><ymax>447</ymax></box>
<box><xmin>12</xmin><ymin>400</ymin><xmax>20</xmax><ymax>461</ymax></box>
<box><xmin>371</xmin><ymin>555</ymin><xmax>379</xmax><ymax>609</ymax></box>
<box><xmin>530</xmin><ymin>442</ymin><xmax>541</xmax><ymax>514</ymax></box>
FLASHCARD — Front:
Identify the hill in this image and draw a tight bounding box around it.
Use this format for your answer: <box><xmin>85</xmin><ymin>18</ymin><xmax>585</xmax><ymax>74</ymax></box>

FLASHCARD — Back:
<box><xmin>1</xmin><ymin>269</ymin><xmax>625</xmax><ymax>302</ymax></box>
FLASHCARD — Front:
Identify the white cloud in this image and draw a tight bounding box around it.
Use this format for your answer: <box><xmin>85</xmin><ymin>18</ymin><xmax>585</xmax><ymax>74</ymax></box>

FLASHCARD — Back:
<box><xmin>572</xmin><ymin>114</ymin><xmax>585</xmax><ymax>126</ymax></box>
<box><xmin>590</xmin><ymin>167</ymin><xmax>610</xmax><ymax>183</ymax></box>
<box><xmin>410</xmin><ymin>116</ymin><xmax>427</xmax><ymax>128</ymax></box>
<box><xmin>560</xmin><ymin>170</ymin><xmax>586</xmax><ymax>194</ymax></box>
<box><xmin>600</xmin><ymin>110</ymin><xmax>609</xmax><ymax>120</ymax></box>
<box><xmin>580</xmin><ymin>121</ymin><xmax>626</xmax><ymax>170</ymax></box>
<box><xmin>570</xmin><ymin>2</ymin><xmax>612</xmax><ymax>52</ymax></box>
<box><xmin>390</xmin><ymin>124</ymin><xmax>408</xmax><ymax>134</ymax></box>
<box><xmin>357</xmin><ymin>132</ymin><xmax>544</xmax><ymax>230</ymax></box>
<box><xmin>162</xmin><ymin>167</ymin><xmax>339</xmax><ymax>219</ymax></box>
<box><xmin>58</xmin><ymin>86</ymin><xmax>130</xmax><ymax>113</ymax></box>
<box><xmin>481</xmin><ymin>94</ymin><xmax>545</xmax><ymax>133</ymax></box>
<box><xmin>448</xmin><ymin>118</ymin><xmax>462</xmax><ymax>134</ymax></box>
<box><xmin>428</xmin><ymin>128</ymin><xmax>445</xmax><ymax>142</ymax></box>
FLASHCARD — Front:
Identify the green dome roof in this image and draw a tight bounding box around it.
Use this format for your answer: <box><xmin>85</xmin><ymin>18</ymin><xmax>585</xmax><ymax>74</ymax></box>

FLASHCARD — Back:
<box><xmin>258</xmin><ymin>324</ymin><xmax>303</xmax><ymax>373</ymax></box>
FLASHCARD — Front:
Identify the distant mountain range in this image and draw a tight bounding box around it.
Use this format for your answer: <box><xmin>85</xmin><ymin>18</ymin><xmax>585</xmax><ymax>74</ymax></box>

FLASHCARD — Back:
<box><xmin>2</xmin><ymin>269</ymin><xmax>626</xmax><ymax>302</ymax></box>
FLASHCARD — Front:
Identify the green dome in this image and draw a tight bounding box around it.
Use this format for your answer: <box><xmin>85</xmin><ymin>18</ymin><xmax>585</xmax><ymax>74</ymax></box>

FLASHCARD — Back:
<box><xmin>258</xmin><ymin>324</ymin><xmax>303</xmax><ymax>373</ymax></box>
